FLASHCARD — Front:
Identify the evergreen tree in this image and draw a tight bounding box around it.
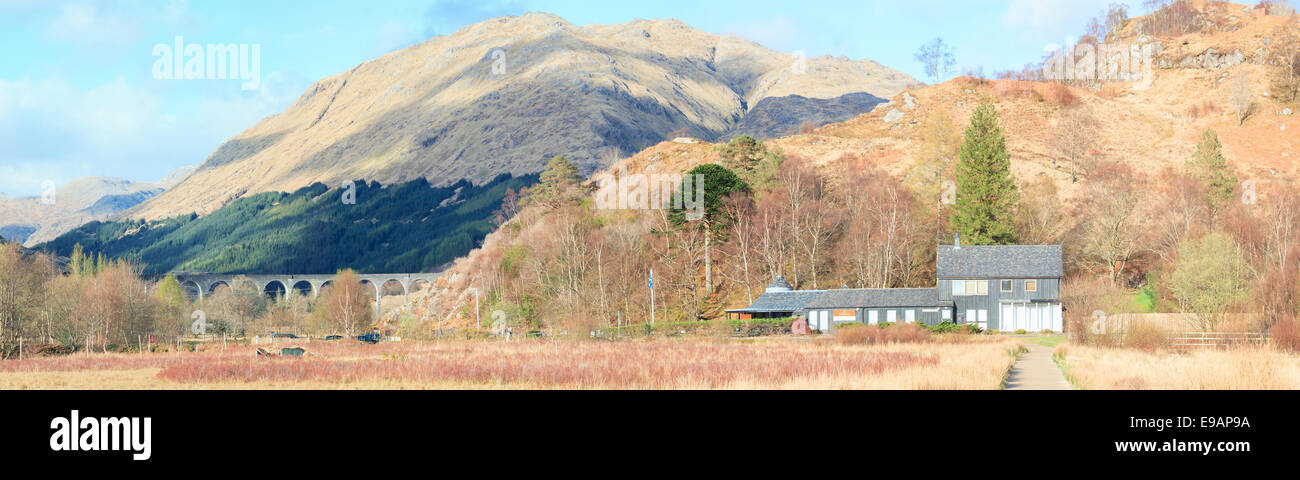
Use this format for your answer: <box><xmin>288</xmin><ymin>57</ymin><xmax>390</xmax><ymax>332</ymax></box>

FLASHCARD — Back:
<box><xmin>718</xmin><ymin>135</ymin><xmax>783</xmax><ymax>190</ymax></box>
<box><xmin>668</xmin><ymin>164</ymin><xmax>750</xmax><ymax>294</ymax></box>
<box><xmin>1187</xmin><ymin>129</ymin><xmax>1238</xmax><ymax>218</ymax></box>
<box><xmin>534</xmin><ymin>155</ymin><xmax>583</xmax><ymax>208</ymax></box>
<box><xmin>950</xmin><ymin>99</ymin><xmax>1019</xmax><ymax>245</ymax></box>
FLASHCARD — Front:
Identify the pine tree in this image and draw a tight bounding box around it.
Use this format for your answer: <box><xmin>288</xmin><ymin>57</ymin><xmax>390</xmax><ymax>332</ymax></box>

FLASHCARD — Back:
<box><xmin>951</xmin><ymin>99</ymin><xmax>1019</xmax><ymax>245</ymax></box>
<box><xmin>533</xmin><ymin>155</ymin><xmax>582</xmax><ymax>208</ymax></box>
<box><xmin>667</xmin><ymin>164</ymin><xmax>750</xmax><ymax>293</ymax></box>
<box><xmin>1187</xmin><ymin>128</ymin><xmax>1238</xmax><ymax>219</ymax></box>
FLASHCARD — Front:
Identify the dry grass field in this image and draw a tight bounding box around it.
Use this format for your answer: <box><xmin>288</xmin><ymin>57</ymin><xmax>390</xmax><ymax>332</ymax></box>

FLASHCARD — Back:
<box><xmin>0</xmin><ymin>337</ymin><xmax>1023</xmax><ymax>390</ymax></box>
<box><xmin>1054</xmin><ymin>344</ymin><xmax>1300</xmax><ymax>389</ymax></box>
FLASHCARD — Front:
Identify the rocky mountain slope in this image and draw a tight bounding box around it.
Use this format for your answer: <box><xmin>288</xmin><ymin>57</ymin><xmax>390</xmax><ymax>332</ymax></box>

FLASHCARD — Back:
<box><xmin>392</xmin><ymin>3</ymin><xmax>1300</xmax><ymax>328</ymax></box>
<box><xmin>0</xmin><ymin>167</ymin><xmax>192</xmax><ymax>246</ymax></box>
<box><xmin>125</xmin><ymin>13</ymin><xmax>916</xmax><ymax>221</ymax></box>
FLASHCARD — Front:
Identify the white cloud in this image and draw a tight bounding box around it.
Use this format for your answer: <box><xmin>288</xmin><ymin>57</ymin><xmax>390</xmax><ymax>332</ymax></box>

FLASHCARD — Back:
<box><xmin>47</xmin><ymin>3</ymin><xmax>138</xmax><ymax>45</ymax></box>
<box><xmin>0</xmin><ymin>70</ymin><xmax>306</xmax><ymax>197</ymax></box>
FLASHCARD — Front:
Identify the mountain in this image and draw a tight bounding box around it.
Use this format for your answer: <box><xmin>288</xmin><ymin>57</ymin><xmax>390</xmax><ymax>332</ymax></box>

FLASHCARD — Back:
<box><xmin>715</xmin><ymin>92</ymin><xmax>889</xmax><ymax>141</ymax></box>
<box><xmin>124</xmin><ymin>13</ymin><xmax>916</xmax><ymax>221</ymax></box>
<box><xmin>390</xmin><ymin>3</ymin><xmax>1300</xmax><ymax>328</ymax></box>
<box><xmin>0</xmin><ymin>167</ymin><xmax>192</xmax><ymax>246</ymax></box>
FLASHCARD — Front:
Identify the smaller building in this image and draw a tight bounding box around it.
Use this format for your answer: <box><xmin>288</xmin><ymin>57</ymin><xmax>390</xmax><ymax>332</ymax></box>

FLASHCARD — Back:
<box><xmin>804</xmin><ymin>288</ymin><xmax>954</xmax><ymax>331</ymax></box>
<box><xmin>724</xmin><ymin>277</ymin><xmax>825</xmax><ymax>320</ymax></box>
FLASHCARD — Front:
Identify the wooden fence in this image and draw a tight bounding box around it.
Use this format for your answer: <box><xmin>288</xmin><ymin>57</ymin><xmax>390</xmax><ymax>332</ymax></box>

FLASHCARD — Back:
<box><xmin>1166</xmin><ymin>331</ymin><xmax>1269</xmax><ymax>349</ymax></box>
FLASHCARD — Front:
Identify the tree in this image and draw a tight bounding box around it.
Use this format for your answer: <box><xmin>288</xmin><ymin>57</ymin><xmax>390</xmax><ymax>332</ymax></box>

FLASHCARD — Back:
<box><xmin>532</xmin><ymin>155</ymin><xmax>583</xmax><ymax>208</ymax></box>
<box><xmin>315</xmin><ymin>269</ymin><xmax>374</xmax><ymax>337</ymax></box>
<box><xmin>914</xmin><ymin>37</ymin><xmax>957</xmax><ymax>83</ymax></box>
<box><xmin>152</xmin><ymin>275</ymin><xmax>190</xmax><ymax>340</ymax></box>
<box><xmin>718</xmin><ymin>135</ymin><xmax>783</xmax><ymax>190</ymax></box>
<box><xmin>668</xmin><ymin>164</ymin><xmax>751</xmax><ymax>293</ymax></box>
<box><xmin>1169</xmin><ymin>232</ymin><xmax>1251</xmax><ymax>331</ymax></box>
<box><xmin>1053</xmin><ymin>106</ymin><xmax>1099</xmax><ymax>181</ymax></box>
<box><xmin>1016</xmin><ymin>177</ymin><xmax>1068</xmax><ymax>245</ymax></box>
<box><xmin>1271</xmin><ymin>26</ymin><xmax>1299</xmax><ymax>102</ymax></box>
<box><xmin>208</xmin><ymin>277</ymin><xmax>265</xmax><ymax>337</ymax></box>
<box><xmin>1073</xmin><ymin>162</ymin><xmax>1146</xmax><ymax>284</ymax></box>
<box><xmin>1229</xmin><ymin>74</ymin><xmax>1255</xmax><ymax>126</ymax></box>
<box><xmin>1187</xmin><ymin>129</ymin><xmax>1238</xmax><ymax>221</ymax></box>
<box><xmin>0</xmin><ymin>244</ymin><xmax>50</xmax><ymax>357</ymax></box>
<box><xmin>950</xmin><ymin>99</ymin><xmax>1019</xmax><ymax>245</ymax></box>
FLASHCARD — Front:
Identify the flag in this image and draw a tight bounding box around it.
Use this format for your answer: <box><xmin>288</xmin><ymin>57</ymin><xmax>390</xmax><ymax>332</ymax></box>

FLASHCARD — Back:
<box><xmin>648</xmin><ymin>268</ymin><xmax>653</xmax><ymax>290</ymax></box>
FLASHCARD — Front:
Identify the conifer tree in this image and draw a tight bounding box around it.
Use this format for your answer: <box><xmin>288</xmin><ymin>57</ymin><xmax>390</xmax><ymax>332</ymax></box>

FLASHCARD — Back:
<box><xmin>1187</xmin><ymin>128</ymin><xmax>1238</xmax><ymax>219</ymax></box>
<box><xmin>950</xmin><ymin>99</ymin><xmax>1019</xmax><ymax>245</ymax></box>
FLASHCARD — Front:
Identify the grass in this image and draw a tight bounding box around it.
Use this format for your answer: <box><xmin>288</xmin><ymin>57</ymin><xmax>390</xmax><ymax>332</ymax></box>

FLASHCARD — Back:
<box><xmin>1022</xmin><ymin>335</ymin><xmax>1066</xmax><ymax>348</ymax></box>
<box><xmin>1053</xmin><ymin>343</ymin><xmax>1300</xmax><ymax>389</ymax></box>
<box><xmin>0</xmin><ymin>337</ymin><xmax>1023</xmax><ymax>390</ymax></box>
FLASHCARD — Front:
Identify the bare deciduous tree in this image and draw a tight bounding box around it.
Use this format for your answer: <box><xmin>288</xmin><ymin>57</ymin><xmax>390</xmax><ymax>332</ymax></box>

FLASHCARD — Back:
<box><xmin>914</xmin><ymin>37</ymin><xmax>957</xmax><ymax>84</ymax></box>
<box><xmin>1230</xmin><ymin>74</ymin><xmax>1255</xmax><ymax>126</ymax></box>
<box><xmin>1053</xmin><ymin>106</ymin><xmax>1099</xmax><ymax>181</ymax></box>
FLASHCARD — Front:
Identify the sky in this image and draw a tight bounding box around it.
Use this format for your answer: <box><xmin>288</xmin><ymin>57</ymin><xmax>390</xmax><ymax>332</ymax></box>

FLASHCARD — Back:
<box><xmin>0</xmin><ymin>0</ymin><xmax>1155</xmax><ymax>197</ymax></box>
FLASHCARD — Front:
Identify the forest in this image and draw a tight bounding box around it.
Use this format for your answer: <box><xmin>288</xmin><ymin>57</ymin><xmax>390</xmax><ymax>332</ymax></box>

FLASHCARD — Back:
<box><xmin>38</xmin><ymin>174</ymin><xmax>538</xmax><ymax>275</ymax></box>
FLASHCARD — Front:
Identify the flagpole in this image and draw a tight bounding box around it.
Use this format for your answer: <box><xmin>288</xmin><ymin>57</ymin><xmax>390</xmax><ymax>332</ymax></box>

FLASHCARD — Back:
<box><xmin>649</xmin><ymin>268</ymin><xmax>655</xmax><ymax>327</ymax></box>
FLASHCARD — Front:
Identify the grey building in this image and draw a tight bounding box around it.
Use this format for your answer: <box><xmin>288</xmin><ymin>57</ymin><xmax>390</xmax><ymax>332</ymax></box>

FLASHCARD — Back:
<box><xmin>724</xmin><ymin>277</ymin><xmax>825</xmax><ymax>320</ymax></box>
<box><xmin>937</xmin><ymin>238</ymin><xmax>1063</xmax><ymax>332</ymax></box>
<box><xmin>804</xmin><ymin>288</ymin><xmax>954</xmax><ymax>331</ymax></box>
<box><xmin>728</xmin><ymin>235</ymin><xmax>1065</xmax><ymax>333</ymax></box>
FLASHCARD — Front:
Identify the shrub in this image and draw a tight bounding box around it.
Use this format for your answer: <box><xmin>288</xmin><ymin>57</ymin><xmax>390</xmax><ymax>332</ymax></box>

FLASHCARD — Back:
<box><xmin>1271</xmin><ymin>317</ymin><xmax>1300</xmax><ymax>353</ymax></box>
<box><xmin>1043</xmin><ymin>82</ymin><xmax>1076</xmax><ymax>106</ymax></box>
<box><xmin>1123</xmin><ymin>319</ymin><xmax>1169</xmax><ymax>352</ymax></box>
<box><xmin>1014</xmin><ymin>329</ymin><xmax>1028</xmax><ymax>335</ymax></box>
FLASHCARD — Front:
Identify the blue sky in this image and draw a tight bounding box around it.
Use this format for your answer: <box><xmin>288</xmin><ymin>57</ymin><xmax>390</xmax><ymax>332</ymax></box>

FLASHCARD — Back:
<box><xmin>0</xmin><ymin>0</ymin><xmax>1151</xmax><ymax>197</ymax></box>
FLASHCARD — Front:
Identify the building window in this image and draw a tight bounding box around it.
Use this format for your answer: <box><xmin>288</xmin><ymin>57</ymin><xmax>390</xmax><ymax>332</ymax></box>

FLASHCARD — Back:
<box><xmin>953</xmin><ymin>280</ymin><xmax>988</xmax><ymax>296</ymax></box>
<box><xmin>1001</xmin><ymin>279</ymin><xmax>1013</xmax><ymax>292</ymax></box>
<box><xmin>1026</xmin><ymin>280</ymin><xmax>1038</xmax><ymax>292</ymax></box>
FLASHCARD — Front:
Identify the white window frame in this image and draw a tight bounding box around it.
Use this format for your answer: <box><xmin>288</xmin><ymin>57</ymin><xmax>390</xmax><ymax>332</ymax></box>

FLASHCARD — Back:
<box><xmin>886</xmin><ymin>310</ymin><xmax>898</xmax><ymax>323</ymax></box>
<box><xmin>1001</xmin><ymin>279</ymin><xmax>1013</xmax><ymax>292</ymax></box>
<box><xmin>905</xmin><ymin>310</ymin><xmax>916</xmax><ymax>323</ymax></box>
<box><xmin>954</xmin><ymin>280</ymin><xmax>988</xmax><ymax>296</ymax></box>
<box><xmin>868</xmin><ymin>310</ymin><xmax>879</xmax><ymax>324</ymax></box>
<box><xmin>1025</xmin><ymin>279</ymin><xmax>1038</xmax><ymax>292</ymax></box>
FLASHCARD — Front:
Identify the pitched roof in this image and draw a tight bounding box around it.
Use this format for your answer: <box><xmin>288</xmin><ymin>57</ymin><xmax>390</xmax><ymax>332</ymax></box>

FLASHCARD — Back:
<box><xmin>936</xmin><ymin>245</ymin><xmax>1063</xmax><ymax>279</ymax></box>
<box><xmin>805</xmin><ymin>288</ymin><xmax>943</xmax><ymax>309</ymax></box>
<box><xmin>765</xmin><ymin>277</ymin><xmax>793</xmax><ymax>291</ymax></box>
<box><xmin>727</xmin><ymin>290</ymin><xmax>826</xmax><ymax>313</ymax></box>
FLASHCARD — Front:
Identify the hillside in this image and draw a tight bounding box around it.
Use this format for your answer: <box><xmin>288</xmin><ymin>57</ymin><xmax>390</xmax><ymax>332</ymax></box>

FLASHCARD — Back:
<box><xmin>389</xmin><ymin>3</ymin><xmax>1300</xmax><ymax>330</ymax></box>
<box><xmin>39</xmin><ymin>174</ymin><xmax>534</xmax><ymax>275</ymax></box>
<box><xmin>0</xmin><ymin>168</ymin><xmax>191</xmax><ymax>246</ymax></box>
<box><xmin>124</xmin><ymin>13</ymin><xmax>916</xmax><ymax>221</ymax></box>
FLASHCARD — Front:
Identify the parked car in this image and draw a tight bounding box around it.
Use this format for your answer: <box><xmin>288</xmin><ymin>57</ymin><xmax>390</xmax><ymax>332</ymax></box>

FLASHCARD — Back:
<box><xmin>270</xmin><ymin>332</ymin><xmax>300</xmax><ymax>339</ymax></box>
<box><xmin>323</xmin><ymin>335</ymin><xmax>343</xmax><ymax>341</ymax></box>
<box><xmin>357</xmin><ymin>333</ymin><xmax>382</xmax><ymax>344</ymax></box>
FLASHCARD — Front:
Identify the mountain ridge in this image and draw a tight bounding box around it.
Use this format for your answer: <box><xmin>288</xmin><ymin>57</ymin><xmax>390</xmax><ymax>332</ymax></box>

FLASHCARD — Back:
<box><xmin>123</xmin><ymin>12</ymin><xmax>917</xmax><ymax>221</ymax></box>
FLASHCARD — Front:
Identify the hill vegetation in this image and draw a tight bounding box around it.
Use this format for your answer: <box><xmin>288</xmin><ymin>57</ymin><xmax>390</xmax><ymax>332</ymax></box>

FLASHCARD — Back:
<box><xmin>38</xmin><ymin>174</ymin><xmax>536</xmax><ymax>275</ymax></box>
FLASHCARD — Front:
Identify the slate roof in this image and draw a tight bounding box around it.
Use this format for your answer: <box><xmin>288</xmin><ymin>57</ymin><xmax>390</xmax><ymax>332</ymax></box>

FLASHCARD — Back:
<box><xmin>805</xmin><ymin>288</ymin><xmax>944</xmax><ymax>309</ymax></box>
<box><xmin>766</xmin><ymin>277</ymin><xmax>794</xmax><ymax>291</ymax></box>
<box><xmin>727</xmin><ymin>290</ymin><xmax>827</xmax><ymax>313</ymax></box>
<box><xmin>936</xmin><ymin>245</ymin><xmax>1063</xmax><ymax>279</ymax></box>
